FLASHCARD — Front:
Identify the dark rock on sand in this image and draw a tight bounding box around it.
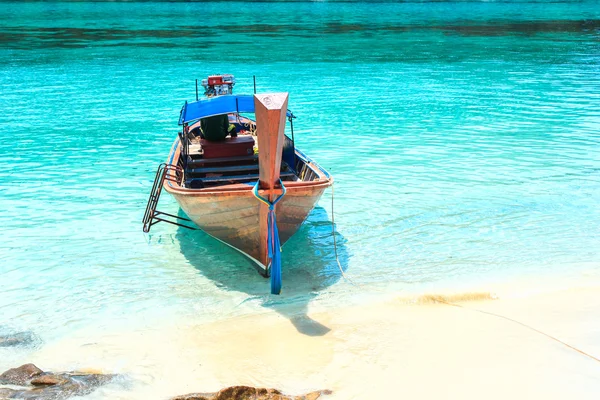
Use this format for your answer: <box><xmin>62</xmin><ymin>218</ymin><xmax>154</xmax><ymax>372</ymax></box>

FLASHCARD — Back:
<box><xmin>171</xmin><ymin>386</ymin><xmax>332</xmax><ymax>400</ymax></box>
<box><xmin>0</xmin><ymin>364</ymin><xmax>115</xmax><ymax>400</ymax></box>
<box><xmin>30</xmin><ymin>374</ymin><xmax>69</xmax><ymax>386</ymax></box>
<box><xmin>0</xmin><ymin>364</ymin><xmax>43</xmax><ymax>385</ymax></box>
<box><xmin>0</xmin><ymin>331</ymin><xmax>40</xmax><ymax>348</ymax></box>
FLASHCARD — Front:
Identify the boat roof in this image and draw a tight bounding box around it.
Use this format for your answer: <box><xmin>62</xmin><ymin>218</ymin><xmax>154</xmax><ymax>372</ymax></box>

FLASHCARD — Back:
<box><xmin>178</xmin><ymin>94</ymin><xmax>293</xmax><ymax>125</ymax></box>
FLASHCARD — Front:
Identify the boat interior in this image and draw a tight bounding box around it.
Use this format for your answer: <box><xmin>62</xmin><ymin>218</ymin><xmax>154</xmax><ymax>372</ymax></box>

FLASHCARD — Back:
<box><xmin>178</xmin><ymin>115</ymin><xmax>323</xmax><ymax>189</ymax></box>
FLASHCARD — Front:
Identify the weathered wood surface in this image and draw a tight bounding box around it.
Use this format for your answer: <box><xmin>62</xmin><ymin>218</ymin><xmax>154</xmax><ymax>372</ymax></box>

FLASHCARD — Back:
<box><xmin>164</xmin><ymin>131</ymin><xmax>332</xmax><ymax>272</ymax></box>
<box><xmin>175</xmin><ymin>186</ymin><xmax>327</xmax><ymax>262</ymax></box>
<box><xmin>254</xmin><ymin>93</ymin><xmax>288</xmax><ymax>193</ymax></box>
<box><xmin>254</xmin><ymin>93</ymin><xmax>289</xmax><ymax>266</ymax></box>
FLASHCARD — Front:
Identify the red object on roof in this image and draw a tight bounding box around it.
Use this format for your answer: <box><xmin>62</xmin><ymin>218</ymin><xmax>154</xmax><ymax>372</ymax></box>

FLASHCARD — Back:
<box><xmin>208</xmin><ymin>76</ymin><xmax>224</xmax><ymax>86</ymax></box>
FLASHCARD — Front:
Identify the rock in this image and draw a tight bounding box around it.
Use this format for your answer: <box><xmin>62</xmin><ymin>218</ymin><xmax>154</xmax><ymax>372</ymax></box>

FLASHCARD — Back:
<box><xmin>217</xmin><ymin>386</ymin><xmax>281</xmax><ymax>400</ymax></box>
<box><xmin>30</xmin><ymin>374</ymin><xmax>69</xmax><ymax>386</ymax></box>
<box><xmin>0</xmin><ymin>365</ymin><xmax>116</xmax><ymax>400</ymax></box>
<box><xmin>0</xmin><ymin>364</ymin><xmax>43</xmax><ymax>385</ymax></box>
<box><xmin>303</xmin><ymin>390</ymin><xmax>333</xmax><ymax>400</ymax></box>
<box><xmin>171</xmin><ymin>386</ymin><xmax>332</xmax><ymax>400</ymax></box>
<box><xmin>65</xmin><ymin>373</ymin><xmax>114</xmax><ymax>386</ymax></box>
<box><xmin>28</xmin><ymin>373</ymin><xmax>115</xmax><ymax>399</ymax></box>
<box><xmin>0</xmin><ymin>331</ymin><xmax>39</xmax><ymax>348</ymax></box>
<box><xmin>171</xmin><ymin>394</ymin><xmax>215</xmax><ymax>400</ymax></box>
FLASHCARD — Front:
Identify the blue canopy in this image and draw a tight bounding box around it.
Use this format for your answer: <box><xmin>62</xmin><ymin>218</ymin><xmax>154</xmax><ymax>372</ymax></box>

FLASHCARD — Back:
<box><xmin>178</xmin><ymin>94</ymin><xmax>294</xmax><ymax>125</ymax></box>
<box><xmin>178</xmin><ymin>95</ymin><xmax>254</xmax><ymax>125</ymax></box>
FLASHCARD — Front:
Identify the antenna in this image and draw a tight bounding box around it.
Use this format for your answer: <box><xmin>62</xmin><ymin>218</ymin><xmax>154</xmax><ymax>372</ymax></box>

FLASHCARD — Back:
<box><xmin>253</xmin><ymin>75</ymin><xmax>256</xmax><ymax>94</ymax></box>
<box><xmin>195</xmin><ymin>79</ymin><xmax>199</xmax><ymax>101</ymax></box>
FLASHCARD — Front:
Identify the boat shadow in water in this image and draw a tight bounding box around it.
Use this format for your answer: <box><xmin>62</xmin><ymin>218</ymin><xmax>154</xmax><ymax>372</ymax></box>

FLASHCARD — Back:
<box><xmin>175</xmin><ymin>205</ymin><xmax>350</xmax><ymax>337</ymax></box>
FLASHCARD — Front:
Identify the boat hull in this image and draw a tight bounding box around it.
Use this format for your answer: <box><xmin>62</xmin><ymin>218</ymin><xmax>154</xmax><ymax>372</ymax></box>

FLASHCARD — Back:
<box><xmin>163</xmin><ymin>140</ymin><xmax>332</xmax><ymax>273</ymax></box>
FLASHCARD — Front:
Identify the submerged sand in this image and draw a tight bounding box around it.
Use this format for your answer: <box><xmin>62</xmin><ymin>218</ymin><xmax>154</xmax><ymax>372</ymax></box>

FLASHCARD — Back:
<box><xmin>25</xmin><ymin>281</ymin><xmax>600</xmax><ymax>399</ymax></box>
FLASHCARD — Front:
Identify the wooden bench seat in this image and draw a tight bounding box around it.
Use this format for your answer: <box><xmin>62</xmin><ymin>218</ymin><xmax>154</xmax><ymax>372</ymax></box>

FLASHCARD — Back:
<box><xmin>187</xmin><ymin>155</ymin><xmax>258</xmax><ymax>167</ymax></box>
<box><xmin>188</xmin><ymin>164</ymin><xmax>259</xmax><ymax>175</ymax></box>
<box><xmin>186</xmin><ymin>172</ymin><xmax>296</xmax><ymax>186</ymax></box>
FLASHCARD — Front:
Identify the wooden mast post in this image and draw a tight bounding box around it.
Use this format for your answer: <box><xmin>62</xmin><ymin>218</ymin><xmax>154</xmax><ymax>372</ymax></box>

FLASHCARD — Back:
<box><xmin>254</xmin><ymin>92</ymin><xmax>289</xmax><ymax>270</ymax></box>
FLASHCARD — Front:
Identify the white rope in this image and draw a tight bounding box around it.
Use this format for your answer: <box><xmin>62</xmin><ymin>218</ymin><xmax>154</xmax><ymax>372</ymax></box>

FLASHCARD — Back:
<box><xmin>433</xmin><ymin>297</ymin><xmax>600</xmax><ymax>364</ymax></box>
<box><xmin>330</xmin><ymin>183</ymin><xmax>599</xmax><ymax>363</ymax></box>
<box><xmin>330</xmin><ymin>182</ymin><xmax>360</xmax><ymax>287</ymax></box>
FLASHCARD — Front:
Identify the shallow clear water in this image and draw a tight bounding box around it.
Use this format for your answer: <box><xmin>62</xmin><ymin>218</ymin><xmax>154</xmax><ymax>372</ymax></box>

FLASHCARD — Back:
<box><xmin>1</xmin><ymin>0</ymin><xmax>599</xmax><ymax>388</ymax></box>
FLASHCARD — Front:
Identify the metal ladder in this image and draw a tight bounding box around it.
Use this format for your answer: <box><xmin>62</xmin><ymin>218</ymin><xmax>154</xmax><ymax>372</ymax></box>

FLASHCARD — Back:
<box><xmin>142</xmin><ymin>163</ymin><xmax>196</xmax><ymax>233</ymax></box>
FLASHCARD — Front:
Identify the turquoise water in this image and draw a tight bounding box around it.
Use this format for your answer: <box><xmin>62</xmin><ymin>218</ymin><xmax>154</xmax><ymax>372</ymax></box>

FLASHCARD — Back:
<box><xmin>1</xmin><ymin>0</ymin><xmax>599</xmax><ymax>375</ymax></box>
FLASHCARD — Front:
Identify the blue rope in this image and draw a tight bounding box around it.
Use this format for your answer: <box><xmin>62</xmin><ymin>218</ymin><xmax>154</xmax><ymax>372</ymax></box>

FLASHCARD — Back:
<box><xmin>252</xmin><ymin>180</ymin><xmax>287</xmax><ymax>294</ymax></box>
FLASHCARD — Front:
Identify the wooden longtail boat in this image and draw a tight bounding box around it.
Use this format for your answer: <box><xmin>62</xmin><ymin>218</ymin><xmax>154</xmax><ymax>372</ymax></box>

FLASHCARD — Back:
<box><xmin>143</xmin><ymin>75</ymin><xmax>332</xmax><ymax>292</ymax></box>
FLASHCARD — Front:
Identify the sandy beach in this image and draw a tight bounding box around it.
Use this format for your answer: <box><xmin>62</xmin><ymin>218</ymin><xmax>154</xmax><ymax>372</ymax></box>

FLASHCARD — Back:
<box><xmin>23</xmin><ymin>275</ymin><xmax>600</xmax><ymax>400</ymax></box>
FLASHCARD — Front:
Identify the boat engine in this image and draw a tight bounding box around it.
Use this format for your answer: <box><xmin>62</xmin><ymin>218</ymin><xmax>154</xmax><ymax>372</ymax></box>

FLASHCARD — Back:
<box><xmin>201</xmin><ymin>74</ymin><xmax>235</xmax><ymax>97</ymax></box>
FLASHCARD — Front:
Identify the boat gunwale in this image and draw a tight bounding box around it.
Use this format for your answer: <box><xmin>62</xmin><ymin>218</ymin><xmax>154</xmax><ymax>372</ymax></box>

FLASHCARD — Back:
<box><xmin>163</xmin><ymin>138</ymin><xmax>333</xmax><ymax>197</ymax></box>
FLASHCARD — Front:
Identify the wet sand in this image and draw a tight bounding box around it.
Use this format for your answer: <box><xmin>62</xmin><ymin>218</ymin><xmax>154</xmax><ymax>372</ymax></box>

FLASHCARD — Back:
<box><xmin>25</xmin><ymin>279</ymin><xmax>600</xmax><ymax>399</ymax></box>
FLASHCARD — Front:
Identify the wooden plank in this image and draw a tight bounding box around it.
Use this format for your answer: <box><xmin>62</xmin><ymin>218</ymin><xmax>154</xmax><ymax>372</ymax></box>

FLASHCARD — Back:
<box><xmin>188</xmin><ymin>155</ymin><xmax>258</xmax><ymax>165</ymax></box>
<box><xmin>188</xmin><ymin>162</ymin><xmax>292</xmax><ymax>175</ymax></box>
<box><xmin>188</xmin><ymin>164</ymin><xmax>259</xmax><ymax>174</ymax></box>
<box><xmin>201</xmin><ymin>213</ymin><xmax>260</xmax><ymax>230</ymax></box>
<box><xmin>186</xmin><ymin>172</ymin><xmax>295</xmax><ymax>185</ymax></box>
<box><xmin>254</xmin><ymin>93</ymin><xmax>289</xmax><ymax>267</ymax></box>
<box><xmin>254</xmin><ymin>93</ymin><xmax>288</xmax><ymax>192</ymax></box>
